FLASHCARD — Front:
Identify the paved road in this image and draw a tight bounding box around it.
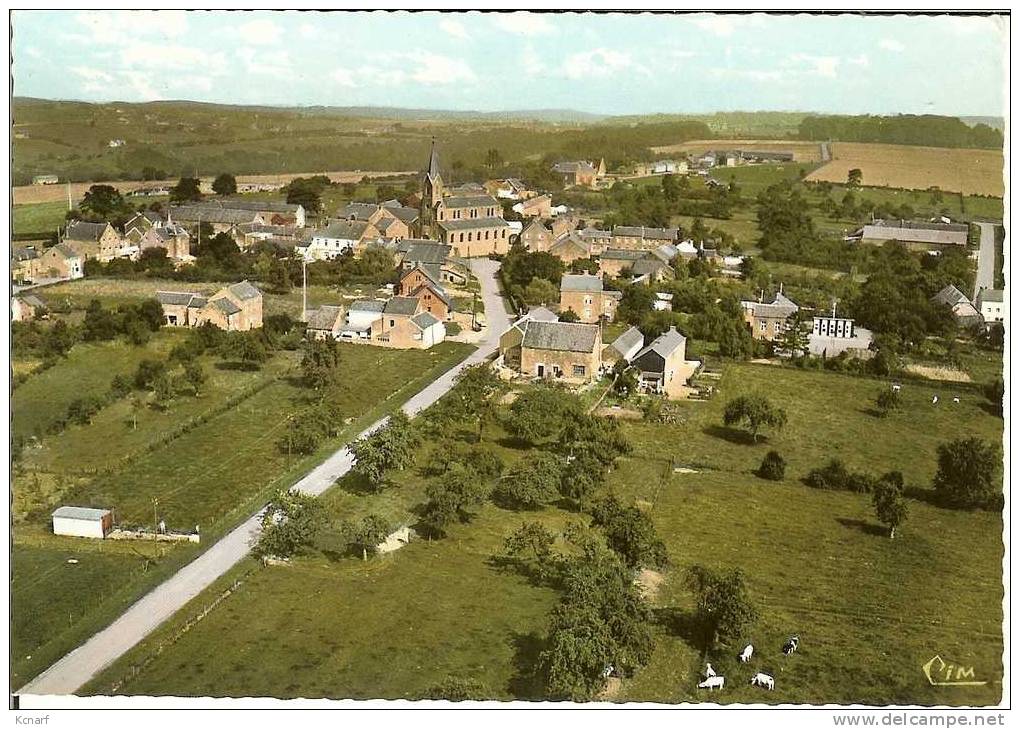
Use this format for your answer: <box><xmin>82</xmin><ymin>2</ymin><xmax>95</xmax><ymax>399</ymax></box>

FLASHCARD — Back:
<box><xmin>820</xmin><ymin>141</ymin><xmax>831</xmax><ymax>162</ymax></box>
<box><xmin>19</xmin><ymin>258</ymin><xmax>510</xmax><ymax>697</ymax></box>
<box><xmin>973</xmin><ymin>221</ymin><xmax>998</xmax><ymax>302</ymax></box>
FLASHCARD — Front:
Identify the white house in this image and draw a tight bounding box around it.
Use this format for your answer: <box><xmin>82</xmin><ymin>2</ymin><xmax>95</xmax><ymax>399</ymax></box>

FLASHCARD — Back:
<box><xmin>52</xmin><ymin>506</ymin><xmax>113</xmax><ymax>539</ymax></box>
<box><xmin>341</xmin><ymin>299</ymin><xmax>386</xmax><ymax>339</ymax></box>
<box><xmin>298</xmin><ymin>221</ymin><xmax>370</xmax><ymax>261</ymax></box>
<box><xmin>977</xmin><ymin>289</ymin><xmax>1004</xmax><ymax>325</ymax></box>
<box><xmin>410</xmin><ymin>311</ymin><xmax>447</xmax><ymax>348</ymax></box>
<box><xmin>807</xmin><ymin>309</ymin><xmax>874</xmax><ymax>358</ymax></box>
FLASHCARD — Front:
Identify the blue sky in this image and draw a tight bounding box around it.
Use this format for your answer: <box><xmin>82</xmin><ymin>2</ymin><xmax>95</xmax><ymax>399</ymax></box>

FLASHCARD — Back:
<box><xmin>11</xmin><ymin>11</ymin><xmax>1008</xmax><ymax>116</ymax></box>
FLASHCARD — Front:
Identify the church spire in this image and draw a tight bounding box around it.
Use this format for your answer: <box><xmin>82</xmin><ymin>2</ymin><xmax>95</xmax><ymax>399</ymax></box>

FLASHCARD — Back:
<box><xmin>426</xmin><ymin>137</ymin><xmax>440</xmax><ymax>179</ymax></box>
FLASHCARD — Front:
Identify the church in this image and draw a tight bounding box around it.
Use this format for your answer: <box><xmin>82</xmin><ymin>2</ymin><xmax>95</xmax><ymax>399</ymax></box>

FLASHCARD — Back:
<box><xmin>419</xmin><ymin>139</ymin><xmax>514</xmax><ymax>257</ymax></box>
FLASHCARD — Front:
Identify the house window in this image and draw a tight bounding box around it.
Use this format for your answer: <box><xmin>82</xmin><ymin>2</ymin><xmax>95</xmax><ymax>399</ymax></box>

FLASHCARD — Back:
<box><xmin>573</xmin><ymin>365</ymin><xmax>586</xmax><ymax>377</ymax></box>
<box><xmin>759</xmin><ymin>321</ymin><xmax>767</xmax><ymax>332</ymax></box>
<box><xmin>459</xmin><ymin>233</ymin><xmax>465</xmax><ymax>243</ymax></box>
<box><xmin>468</xmin><ymin>232</ymin><xmax>473</xmax><ymax>242</ymax></box>
<box><xmin>501</xmin><ymin>229</ymin><xmax>507</xmax><ymax>238</ymax></box>
<box><xmin>389</xmin><ymin>319</ymin><xmax>395</xmax><ymax>327</ymax></box>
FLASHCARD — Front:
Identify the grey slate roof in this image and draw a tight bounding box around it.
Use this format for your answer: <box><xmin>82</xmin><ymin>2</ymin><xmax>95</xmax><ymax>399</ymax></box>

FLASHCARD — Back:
<box><xmin>336</xmin><ymin>202</ymin><xmax>380</xmax><ymax>221</ymax></box>
<box><xmin>437</xmin><ymin>217</ymin><xmax>511</xmax><ymax>232</ymax></box>
<box><xmin>227</xmin><ymin>280</ymin><xmax>262</xmax><ymax>301</ymax></box>
<box><xmin>610</xmin><ymin>326</ymin><xmax>645</xmax><ymax>357</ymax></box>
<box><xmin>18</xmin><ymin>294</ymin><xmax>47</xmax><ymax>310</ymax></box>
<box><xmin>213</xmin><ymin>297</ymin><xmax>242</xmax><ymax>316</ymax></box>
<box><xmin>51</xmin><ymin>243</ymin><xmax>82</xmax><ymax>259</ymax></box>
<box><xmin>411</xmin><ymin>311</ymin><xmax>441</xmax><ymax>330</ymax></box>
<box><xmin>202</xmin><ymin>199</ymin><xmax>302</xmax><ymax>214</ymax></box>
<box><xmin>65</xmin><ymin>221</ymin><xmax>110</xmax><ymax>242</ymax></box>
<box><xmin>170</xmin><ymin>206</ymin><xmax>261</xmax><ymax>225</ymax></box>
<box><xmin>350</xmin><ymin>299</ymin><xmax>387</xmax><ymax>313</ymax></box>
<box><xmin>526</xmin><ymin>306</ymin><xmax>559</xmax><ymax>322</ymax></box>
<box><xmin>52</xmin><ymin>505</ymin><xmax>110</xmax><ymax>521</ymax></box>
<box><xmin>384</xmin><ymin>297</ymin><xmax>421</xmax><ymax>316</ymax></box>
<box><xmin>521</xmin><ymin>320</ymin><xmax>600</xmax><ymax>353</ymax></box>
<box><xmin>553</xmin><ymin>161</ymin><xmax>596</xmax><ymax>175</ymax></box>
<box><xmin>600</xmin><ymin>248</ymin><xmax>648</xmax><ymax>261</ymax></box>
<box><xmin>306</xmin><ymin>305</ymin><xmax>345</xmax><ymax>331</ymax></box>
<box><xmin>931</xmin><ymin>284</ymin><xmax>970</xmax><ymax>308</ymax></box>
<box><xmin>403</xmin><ymin>241</ymin><xmax>451</xmax><ymax>265</ymax></box>
<box><xmin>443</xmin><ymin>194</ymin><xmax>499</xmax><ymax>209</ymax></box>
<box><xmin>634</xmin><ymin>327</ymin><xmax>686</xmax><ymax>366</ymax></box>
<box><xmin>613</xmin><ymin>226</ymin><xmax>678</xmax><ymax>240</ymax></box>
<box><xmin>744</xmin><ymin>291</ymin><xmax>799</xmax><ymax>318</ymax></box>
<box><xmin>386</xmin><ymin>205</ymin><xmax>419</xmax><ymax>224</ymax></box>
<box><xmin>12</xmin><ymin>247</ymin><xmax>39</xmax><ymax>262</ymax></box>
<box><xmin>156</xmin><ymin>291</ymin><xmax>199</xmax><ymax>306</ymax></box>
<box><xmin>978</xmin><ymin>288</ymin><xmax>1004</xmax><ymax>303</ymax></box>
<box><xmin>560</xmin><ymin>274</ymin><xmax>604</xmax><ymax>292</ymax></box>
<box><xmin>316</xmin><ymin>220</ymin><xmax>371</xmax><ymax>240</ymax></box>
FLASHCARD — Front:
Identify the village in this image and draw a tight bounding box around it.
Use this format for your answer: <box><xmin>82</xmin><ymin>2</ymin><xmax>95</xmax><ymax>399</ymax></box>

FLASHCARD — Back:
<box><xmin>8</xmin><ymin>10</ymin><xmax>1008</xmax><ymax>708</ymax></box>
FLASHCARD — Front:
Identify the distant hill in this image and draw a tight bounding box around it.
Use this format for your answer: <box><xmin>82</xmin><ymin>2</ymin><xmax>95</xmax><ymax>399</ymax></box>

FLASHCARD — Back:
<box><xmin>960</xmin><ymin>116</ymin><xmax>1004</xmax><ymax>131</ymax></box>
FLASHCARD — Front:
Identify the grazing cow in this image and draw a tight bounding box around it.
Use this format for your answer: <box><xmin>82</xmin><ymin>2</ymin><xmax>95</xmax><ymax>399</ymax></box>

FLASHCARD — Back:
<box><xmin>782</xmin><ymin>636</ymin><xmax>799</xmax><ymax>656</ymax></box>
<box><xmin>704</xmin><ymin>662</ymin><xmax>716</xmax><ymax>679</ymax></box>
<box><xmin>953</xmin><ymin>396</ymin><xmax>960</xmax><ymax>404</ymax></box>
<box><xmin>932</xmin><ymin>395</ymin><xmax>939</xmax><ymax>405</ymax></box>
<box><xmin>738</xmin><ymin>644</ymin><xmax>754</xmax><ymax>663</ymax></box>
<box><xmin>697</xmin><ymin>676</ymin><xmax>725</xmax><ymax>691</ymax></box>
<box><xmin>892</xmin><ymin>384</ymin><xmax>902</xmax><ymax>393</ymax></box>
<box><xmin>601</xmin><ymin>664</ymin><xmax>615</xmax><ymax>679</ymax></box>
<box><xmin>750</xmin><ymin>672</ymin><xmax>775</xmax><ymax>690</ymax></box>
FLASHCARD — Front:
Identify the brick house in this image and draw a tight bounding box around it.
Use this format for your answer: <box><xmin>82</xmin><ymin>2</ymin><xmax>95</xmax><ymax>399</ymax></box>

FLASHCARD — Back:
<box><xmin>305</xmin><ymin>305</ymin><xmax>346</xmax><ymax>340</ymax></box>
<box><xmin>598</xmin><ymin>248</ymin><xmax>650</xmax><ymax>279</ymax></box>
<box><xmin>11</xmin><ymin>293</ymin><xmax>48</xmax><ymax>322</ymax></box>
<box><xmin>140</xmin><ymin>223</ymin><xmax>191</xmax><ymax>260</ymax></box>
<box><xmin>63</xmin><ymin>221</ymin><xmax>125</xmax><ymax>261</ymax></box>
<box><xmin>611</xmin><ymin>226</ymin><xmax>679</xmax><ymax>251</ymax></box>
<box><xmin>39</xmin><ymin>243</ymin><xmax>84</xmax><ymax>279</ymax></box>
<box><xmin>631</xmin><ymin>327</ymin><xmax>696</xmax><ymax>399</ymax></box>
<box><xmin>740</xmin><ymin>290</ymin><xmax>799</xmax><ymax>341</ymax></box>
<box><xmin>11</xmin><ymin>246</ymin><xmax>43</xmax><ymax>283</ymax></box>
<box><xmin>559</xmin><ymin>273</ymin><xmax>621</xmax><ymax>323</ymax></box>
<box><xmin>396</xmin><ymin>266</ymin><xmax>454</xmax><ymax>320</ymax></box>
<box><xmin>499</xmin><ymin>316</ymin><xmax>602</xmax><ymax>383</ymax></box>
<box><xmin>157</xmin><ymin>280</ymin><xmax>263</xmax><ymax>331</ymax></box>
<box><xmin>520</xmin><ymin>219</ymin><xmax>555</xmax><ymax>253</ymax></box>
<box><xmin>515</xmin><ymin>194</ymin><xmax>552</xmax><ymax>218</ymax></box>
<box><xmin>369</xmin><ymin>297</ymin><xmax>446</xmax><ymax>349</ymax></box>
<box><xmin>549</xmin><ymin>233</ymin><xmax>592</xmax><ymax>265</ymax></box>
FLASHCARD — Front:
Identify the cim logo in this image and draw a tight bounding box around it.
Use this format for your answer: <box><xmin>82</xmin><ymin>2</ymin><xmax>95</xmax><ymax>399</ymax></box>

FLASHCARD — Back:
<box><xmin>922</xmin><ymin>655</ymin><xmax>987</xmax><ymax>687</ymax></box>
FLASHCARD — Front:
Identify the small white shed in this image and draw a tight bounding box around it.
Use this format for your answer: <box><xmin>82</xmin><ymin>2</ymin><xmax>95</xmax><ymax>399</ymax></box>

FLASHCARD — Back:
<box><xmin>52</xmin><ymin>506</ymin><xmax>113</xmax><ymax>539</ymax></box>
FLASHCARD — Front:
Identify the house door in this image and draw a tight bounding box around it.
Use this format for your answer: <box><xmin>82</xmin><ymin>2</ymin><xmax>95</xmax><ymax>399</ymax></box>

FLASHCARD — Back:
<box><xmin>537</xmin><ymin>364</ymin><xmax>545</xmax><ymax>377</ymax></box>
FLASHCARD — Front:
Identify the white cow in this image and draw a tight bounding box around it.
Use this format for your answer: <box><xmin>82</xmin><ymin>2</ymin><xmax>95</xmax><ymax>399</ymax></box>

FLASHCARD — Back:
<box><xmin>953</xmin><ymin>396</ymin><xmax>960</xmax><ymax>404</ymax></box>
<box><xmin>697</xmin><ymin>675</ymin><xmax>725</xmax><ymax>691</ymax></box>
<box><xmin>750</xmin><ymin>672</ymin><xmax>775</xmax><ymax>690</ymax></box>
<box><xmin>704</xmin><ymin>662</ymin><xmax>716</xmax><ymax>679</ymax></box>
<box><xmin>932</xmin><ymin>395</ymin><xmax>939</xmax><ymax>405</ymax></box>
<box><xmin>738</xmin><ymin>644</ymin><xmax>754</xmax><ymax>663</ymax></box>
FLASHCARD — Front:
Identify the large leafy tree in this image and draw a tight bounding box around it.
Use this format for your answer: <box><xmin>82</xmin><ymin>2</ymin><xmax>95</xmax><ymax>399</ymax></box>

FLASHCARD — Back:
<box><xmin>252</xmin><ymin>490</ymin><xmax>327</xmax><ymax>560</ymax></box>
<box><xmin>79</xmin><ymin>184</ymin><xmax>127</xmax><ymax>219</ymax></box>
<box><xmin>495</xmin><ymin>452</ymin><xmax>562</xmax><ymax>510</ymax></box>
<box><xmin>212</xmin><ymin>173</ymin><xmax>238</xmax><ymax>196</ymax></box>
<box><xmin>169</xmin><ymin>176</ymin><xmax>203</xmax><ymax>204</ymax></box>
<box><xmin>448</xmin><ymin>364</ymin><xmax>507</xmax><ymax>442</ymax></box>
<box><xmin>589</xmin><ymin>496</ymin><xmax>668</xmax><ymax>570</ymax></box>
<box><xmin>339</xmin><ymin>514</ymin><xmax>390</xmax><ymax>561</ymax></box>
<box><xmin>933</xmin><ymin>437</ymin><xmax>1000</xmax><ymax>509</ymax></box>
<box><xmin>722</xmin><ymin>393</ymin><xmax>787</xmax><ymax>443</ymax></box>
<box><xmin>872</xmin><ymin>472</ymin><xmax>908</xmax><ymax>538</ymax></box>
<box><xmin>684</xmin><ymin>565</ymin><xmax>759</xmax><ymax>649</ymax></box>
<box><xmin>301</xmin><ymin>338</ymin><xmax>343</xmax><ymax>390</ymax></box>
<box><xmin>504</xmin><ymin>387</ymin><xmax>581</xmax><ymax>445</ymax></box>
<box><xmin>420</xmin><ymin>462</ymin><xmax>491</xmax><ymax>537</ymax></box>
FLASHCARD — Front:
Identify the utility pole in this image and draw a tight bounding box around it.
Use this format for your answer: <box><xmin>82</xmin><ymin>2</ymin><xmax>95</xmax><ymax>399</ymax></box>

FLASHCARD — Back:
<box><xmin>301</xmin><ymin>255</ymin><xmax>308</xmax><ymax>322</ymax></box>
<box><xmin>151</xmin><ymin>496</ymin><xmax>159</xmax><ymax>561</ymax></box>
<box><xmin>66</xmin><ymin>181</ymin><xmax>72</xmax><ymax>211</ymax></box>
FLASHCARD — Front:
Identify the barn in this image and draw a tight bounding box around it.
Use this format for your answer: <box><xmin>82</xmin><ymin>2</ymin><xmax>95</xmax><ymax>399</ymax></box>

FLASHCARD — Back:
<box><xmin>52</xmin><ymin>506</ymin><xmax>113</xmax><ymax>539</ymax></box>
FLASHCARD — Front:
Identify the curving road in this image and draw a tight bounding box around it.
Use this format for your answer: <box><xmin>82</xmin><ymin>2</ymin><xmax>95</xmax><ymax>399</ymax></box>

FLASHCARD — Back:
<box><xmin>19</xmin><ymin>258</ymin><xmax>510</xmax><ymax>697</ymax></box>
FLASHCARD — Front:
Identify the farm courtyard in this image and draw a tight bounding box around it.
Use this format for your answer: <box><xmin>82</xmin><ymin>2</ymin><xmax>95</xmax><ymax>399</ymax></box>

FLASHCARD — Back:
<box><xmin>83</xmin><ymin>363</ymin><xmax>1004</xmax><ymax>705</ymax></box>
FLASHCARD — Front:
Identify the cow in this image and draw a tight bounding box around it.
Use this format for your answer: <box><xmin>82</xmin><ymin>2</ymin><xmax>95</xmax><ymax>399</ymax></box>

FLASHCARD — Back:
<box><xmin>932</xmin><ymin>395</ymin><xmax>939</xmax><ymax>405</ymax></box>
<box><xmin>782</xmin><ymin>636</ymin><xmax>799</xmax><ymax>656</ymax></box>
<box><xmin>697</xmin><ymin>676</ymin><xmax>725</xmax><ymax>691</ymax></box>
<box><xmin>892</xmin><ymin>384</ymin><xmax>902</xmax><ymax>393</ymax></box>
<box><xmin>750</xmin><ymin>672</ymin><xmax>775</xmax><ymax>690</ymax></box>
<box><xmin>953</xmin><ymin>396</ymin><xmax>961</xmax><ymax>404</ymax></box>
<box><xmin>704</xmin><ymin>662</ymin><xmax>716</xmax><ymax>679</ymax></box>
<box><xmin>738</xmin><ymin>644</ymin><xmax>754</xmax><ymax>663</ymax></box>
<box><xmin>601</xmin><ymin>664</ymin><xmax>615</xmax><ymax>679</ymax></box>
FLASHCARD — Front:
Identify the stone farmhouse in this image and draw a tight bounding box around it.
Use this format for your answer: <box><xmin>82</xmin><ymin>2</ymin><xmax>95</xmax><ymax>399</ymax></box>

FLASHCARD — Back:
<box><xmin>499</xmin><ymin>314</ymin><xmax>603</xmax><ymax>384</ymax></box>
<box><xmin>192</xmin><ymin>198</ymin><xmax>306</xmax><ymax>227</ymax></box>
<box><xmin>168</xmin><ymin>205</ymin><xmax>265</xmax><ymax>236</ymax></box>
<box><xmin>931</xmin><ymin>284</ymin><xmax>983</xmax><ymax>327</ymax></box>
<box><xmin>631</xmin><ymin>326</ymin><xmax>697</xmax><ymax>398</ymax></box>
<box><xmin>156</xmin><ymin>280</ymin><xmax>263</xmax><ymax>331</ymax></box>
<box><xmin>11</xmin><ymin>246</ymin><xmax>43</xmax><ymax>283</ymax></box>
<box><xmin>611</xmin><ymin>226</ymin><xmax>680</xmax><ymax>251</ymax></box>
<box><xmin>63</xmin><ymin>220</ymin><xmax>131</xmax><ymax>262</ymax></box>
<box><xmin>139</xmin><ymin>223</ymin><xmax>191</xmax><ymax>261</ymax></box>
<box><xmin>520</xmin><ymin>219</ymin><xmax>556</xmax><ymax>253</ymax></box>
<box><xmin>11</xmin><ymin>293</ymin><xmax>48</xmax><ymax>322</ymax></box>
<box><xmin>559</xmin><ymin>274</ymin><xmax>621</xmax><ymax>323</ymax></box>
<box><xmin>552</xmin><ymin>158</ymin><xmax>606</xmax><ymax>188</ymax></box>
<box><xmin>548</xmin><ymin>233</ymin><xmax>592</xmax><ymax>265</ymax></box>
<box><xmin>39</xmin><ymin>243</ymin><xmax>85</xmax><ymax>280</ymax></box>
<box><xmin>741</xmin><ymin>289</ymin><xmax>800</xmax><ymax>341</ymax></box>
<box><xmin>335</xmin><ymin>200</ymin><xmax>418</xmax><ymax>241</ymax></box>
<box><xmin>513</xmin><ymin>194</ymin><xmax>552</xmax><ymax>219</ymax></box>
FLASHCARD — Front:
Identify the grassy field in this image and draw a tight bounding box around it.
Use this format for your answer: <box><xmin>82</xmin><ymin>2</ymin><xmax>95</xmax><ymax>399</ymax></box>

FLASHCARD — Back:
<box><xmin>85</xmin><ymin>362</ymin><xmax>1003</xmax><ymax>704</ymax></box>
<box><xmin>11</xmin><ymin>337</ymin><xmax>474</xmax><ymax>689</ymax></box>
<box><xmin>805</xmin><ymin>142</ymin><xmax>1004</xmax><ymax>197</ymax></box>
<box><xmin>13</xmin><ymin>200</ymin><xmax>70</xmax><ymax>240</ymax></box>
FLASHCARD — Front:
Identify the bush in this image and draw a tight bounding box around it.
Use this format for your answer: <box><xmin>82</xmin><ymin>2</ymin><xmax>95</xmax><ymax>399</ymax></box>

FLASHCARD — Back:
<box><xmin>109</xmin><ymin>373</ymin><xmax>133</xmax><ymax>398</ymax></box>
<box><xmin>757</xmin><ymin>450</ymin><xmax>786</xmax><ymax>481</ymax></box>
<box><xmin>134</xmin><ymin>359</ymin><xmax>167</xmax><ymax>389</ymax></box>
<box><xmin>933</xmin><ymin>437</ymin><xmax>1000</xmax><ymax>509</ymax></box>
<box><xmin>445</xmin><ymin>321</ymin><xmax>462</xmax><ymax>336</ymax></box>
<box><xmin>875</xmin><ymin>388</ymin><xmax>901</xmax><ymax>416</ymax></box>
<box><xmin>805</xmin><ymin>459</ymin><xmax>876</xmax><ymax>493</ymax></box>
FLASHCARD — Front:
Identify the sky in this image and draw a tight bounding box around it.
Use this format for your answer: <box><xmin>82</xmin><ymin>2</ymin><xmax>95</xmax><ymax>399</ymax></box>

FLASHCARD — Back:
<box><xmin>11</xmin><ymin>11</ymin><xmax>1009</xmax><ymax>117</ymax></box>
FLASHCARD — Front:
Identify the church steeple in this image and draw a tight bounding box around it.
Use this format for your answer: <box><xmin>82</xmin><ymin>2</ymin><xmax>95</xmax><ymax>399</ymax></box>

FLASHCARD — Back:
<box><xmin>420</xmin><ymin>137</ymin><xmax>444</xmax><ymax>239</ymax></box>
<box><xmin>426</xmin><ymin>136</ymin><xmax>441</xmax><ymax>180</ymax></box>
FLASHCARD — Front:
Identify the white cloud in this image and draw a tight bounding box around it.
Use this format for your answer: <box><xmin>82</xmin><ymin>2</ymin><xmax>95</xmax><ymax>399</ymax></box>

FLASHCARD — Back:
<box><xmin>333</xmin><ymin>68</ymin><xmax>357</xmax><ymax>88</ymax></box>
<box><xmin>298</xmin><ymin>23</ymin><xmax>318</xmax><ymax>39</ymax></box>
<box><xmin>788</xmin><ymin>53</ymin><xmax>840</xmax><ymax>78</ymax></box>
<box><xmin>880</xmin><ymin>38</ymin><xmax>905</xmax><ymax>52</ymax></box>
<box><xmin>689</xmin><ymin>14</ymin><xmax>738</xmax><ymax>37</ymax></box>
<box><xmin>70</xmin><ymin>66</ymin><xmax>113</xmax><ymax>84</ymax></box>
<box><xmin>236</xmin><ymin>48</ymin><xmax>291</xmax><ymax>78</ymax></box>
<box><xmin>439</xmin><ymin>18</ymin><xmax>469</xmax><ymax>40</ymax></box>
<box><xmin>848</xmin><ymin>54</ymin><xmax>869</xmax><ymax>68</ymax></box>
<box><xmin>74</xmin><ymin>10</ymin><xmax>187</xmax><ymax>44</ymax></box>
<box><xmin>25</xmin><ymin>46</ymin><xmax>42</xmax><ymax>59</ymax></box>
<box><xmin>122</xmin><ymin>71</ymin><xmax>163</xmax><ymax>102</ymax></box>
<box><xmin>331</xmin><ymin>52</ymin><xmax>475</xmax><ymax>89</ymax></box>
<box><xmin>521</xmin><ymin>45</ymin><xmax>545</xmax><ymax>76</ymax></box>
<box><xmin>562</xmin><ymin>48</ymin><xmax>648</xmax><ymax>79</ymax></box>
<box><xmin>239</xmin><ymin>18</ymin><xmax>282</xmax><ymax>45</ymax></box>
<box><xmin>121</xmin><ymin>44</ymin><xmax>227</xmax><ymax>74</ymax></box>
<box><xmin>407</xmin><ymin>51</ymin><xmax>476</xmax><ymax>85</ymax></box>
<box><xmin>493</xmin><ymin>12</ymin><xmax>555</xmax><ymax>36</ymax></box>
